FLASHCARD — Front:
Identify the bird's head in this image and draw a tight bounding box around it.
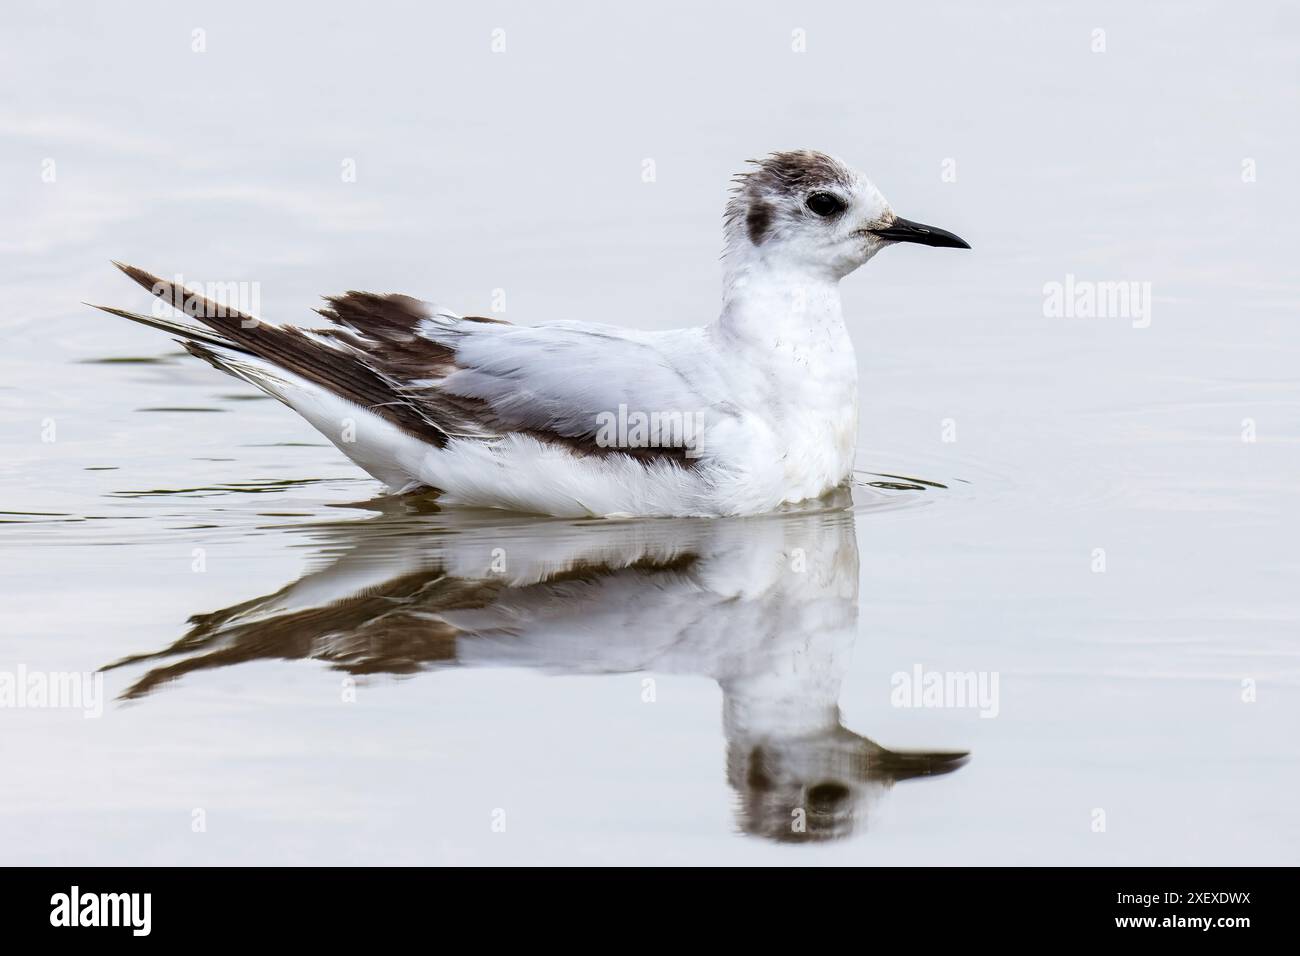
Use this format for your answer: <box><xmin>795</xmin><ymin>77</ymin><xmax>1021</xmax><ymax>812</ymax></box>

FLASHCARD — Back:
<box><xmin>723</xmin><ymin>150</ymin><xmax>970</xmax><ymax>280</ymax></box>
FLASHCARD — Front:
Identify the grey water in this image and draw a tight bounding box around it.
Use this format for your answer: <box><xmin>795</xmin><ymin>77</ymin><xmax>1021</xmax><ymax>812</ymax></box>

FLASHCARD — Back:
<box><xmin>2</xmin><ymin>0</ymin><xmax>1298</xmax><ymax>864</ymax></box>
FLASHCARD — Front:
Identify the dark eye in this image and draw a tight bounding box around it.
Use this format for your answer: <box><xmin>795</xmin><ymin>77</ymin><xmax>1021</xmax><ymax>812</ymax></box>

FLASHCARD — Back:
<box><xmin>805</xmin><ymin>192</ymin><xmax>845</xmax><ymax>217</ymax></box>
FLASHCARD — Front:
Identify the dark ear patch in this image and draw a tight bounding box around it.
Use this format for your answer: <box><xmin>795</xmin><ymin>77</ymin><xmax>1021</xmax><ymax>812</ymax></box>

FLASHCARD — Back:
<box><xmin>746</xmin><ymin>200</ymin><xmax>774</xmax><ymax>245</ymax></box>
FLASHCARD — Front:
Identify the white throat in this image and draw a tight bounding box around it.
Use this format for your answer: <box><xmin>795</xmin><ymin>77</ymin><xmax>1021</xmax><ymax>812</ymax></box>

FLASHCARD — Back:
<box><xmin>716</xmin><ymin>253</ymin><xmax>850</xmax><ymax>356</ymax></box>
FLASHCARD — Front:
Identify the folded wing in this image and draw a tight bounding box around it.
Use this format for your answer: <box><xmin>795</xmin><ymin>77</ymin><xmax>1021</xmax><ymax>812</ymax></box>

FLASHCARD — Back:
<box><xmin>95</xmin><ymin>263</ymin><xmax>721</xmax><ymax>471</ymax></box>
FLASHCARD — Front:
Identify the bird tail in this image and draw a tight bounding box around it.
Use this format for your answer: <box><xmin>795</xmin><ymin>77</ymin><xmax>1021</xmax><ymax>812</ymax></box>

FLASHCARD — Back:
<box><xmin>85</xmin><ymin>262</ymin><xmax>434</xmax><ymax>491</ymax></box>
<box><xmin>80</xmin><ymin>301</ymin><xmax>251</xmax><ymax>355</ymax></box>
<box><xmin>95</xmin><ymin>261</ymin><xmax>264</xmax><ymax>345</ymax></box>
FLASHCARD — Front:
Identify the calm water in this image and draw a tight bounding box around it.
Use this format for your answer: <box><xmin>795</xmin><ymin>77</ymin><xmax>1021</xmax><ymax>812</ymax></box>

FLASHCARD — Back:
<box><xmin>2</xmin><ymin>1</ymin><xmax>1298</xmax><ymax>864</ymax></box>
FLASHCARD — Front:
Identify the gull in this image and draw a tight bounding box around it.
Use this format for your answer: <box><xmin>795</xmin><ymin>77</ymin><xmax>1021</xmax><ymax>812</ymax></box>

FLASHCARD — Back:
<box><xmin>89</xmin><ymin>150</ymin><xmax>969</xmax><ymax>517</ymax></box>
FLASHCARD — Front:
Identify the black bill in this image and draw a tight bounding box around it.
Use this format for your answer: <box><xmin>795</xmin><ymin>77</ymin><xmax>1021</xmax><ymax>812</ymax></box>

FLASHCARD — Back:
<box><xmin>870</xmin><ymin>216</ymin><xmax>970</xmax><ymax>249</ymax></box>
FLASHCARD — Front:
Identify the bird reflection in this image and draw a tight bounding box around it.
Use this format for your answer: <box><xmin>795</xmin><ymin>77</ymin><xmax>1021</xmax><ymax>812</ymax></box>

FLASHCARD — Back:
<box><xmin>103</xmin><ymin>488</ymin><xmax>967</xmax><ymax>842</ymax></box>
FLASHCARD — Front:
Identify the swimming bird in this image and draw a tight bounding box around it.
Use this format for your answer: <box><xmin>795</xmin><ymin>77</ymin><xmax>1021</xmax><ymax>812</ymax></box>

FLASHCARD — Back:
<box><xmin>89</xmin><ymin>150</ymin><xmax>968</xmax><ymax>517</ymax></box>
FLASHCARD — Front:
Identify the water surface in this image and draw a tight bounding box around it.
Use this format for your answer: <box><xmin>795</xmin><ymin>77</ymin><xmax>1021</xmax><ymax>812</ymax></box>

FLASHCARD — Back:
<box><xmin>2</xmin><ymin>0</ymin><xmax>1298</xmax><ymax>864</ymax></box>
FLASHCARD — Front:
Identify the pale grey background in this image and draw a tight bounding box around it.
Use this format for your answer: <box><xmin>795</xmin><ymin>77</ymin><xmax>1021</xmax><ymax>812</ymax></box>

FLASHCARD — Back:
<box><xmin>1</xmin><ymin>0</ymin><xmax>1297</xmax><ymax>863</ymax></box>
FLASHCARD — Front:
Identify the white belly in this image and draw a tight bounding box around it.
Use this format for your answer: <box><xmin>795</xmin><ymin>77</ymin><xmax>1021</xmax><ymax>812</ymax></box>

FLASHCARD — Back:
<box><xmin>780</xmin><ymin>392</ymin><xmax>859</xmax><ymax>501</ymax></box>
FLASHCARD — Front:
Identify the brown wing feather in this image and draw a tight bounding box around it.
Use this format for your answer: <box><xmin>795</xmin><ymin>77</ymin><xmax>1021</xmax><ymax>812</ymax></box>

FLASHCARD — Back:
<box><xmin>106</xmin><ymin>263</ymin><xmax>692</xmax><ymax>464</ymax></box>
<box><xmin>111</xmin><ymin>263</ymin><xmax>453</xmax><ymax>447</ymax></box>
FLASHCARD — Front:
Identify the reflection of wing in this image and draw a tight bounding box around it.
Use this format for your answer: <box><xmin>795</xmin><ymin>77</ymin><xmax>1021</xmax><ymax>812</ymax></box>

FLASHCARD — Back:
<box><xmin>102</xmin><ymin>533</ymin><xmax>711</xmax><ymax>698</ymax></box>
<box><xmin>102</xmin><ymin>505</ymin><xmax>746</xmax><ymax>697</ymax></box>
<box><xmin>102</xmin><ymin>496</ymin><xmax>968</xmax><ymax>843</ymax></box>
<box><xmin>103</xmin><ymin>568</ymin><xmax>495</xmax><ymax>698</ymax></box>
